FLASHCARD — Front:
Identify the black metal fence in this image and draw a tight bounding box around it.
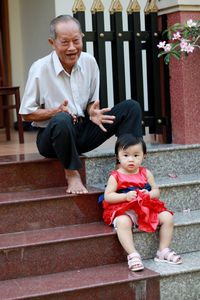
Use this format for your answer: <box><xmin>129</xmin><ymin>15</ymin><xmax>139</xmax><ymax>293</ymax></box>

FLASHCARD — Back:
<box><xmin>73</xmin><ymin>0</ymin><xmax>171</xmax><ymax>142</ymax></box>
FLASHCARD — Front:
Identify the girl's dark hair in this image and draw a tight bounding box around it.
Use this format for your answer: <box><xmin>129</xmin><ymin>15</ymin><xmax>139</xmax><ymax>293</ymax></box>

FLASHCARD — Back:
<box><xmin>115</xmin><ymin>134</ymin><xmax>146</xmax><ymax>163</ymax></box>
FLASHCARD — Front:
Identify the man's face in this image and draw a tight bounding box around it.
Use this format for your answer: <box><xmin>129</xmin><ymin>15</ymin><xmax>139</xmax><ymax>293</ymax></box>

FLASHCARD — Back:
<box><xmin>49</xmin><ymin>20</ymin><xmax>83</xmax><ymax>73</ymax></box>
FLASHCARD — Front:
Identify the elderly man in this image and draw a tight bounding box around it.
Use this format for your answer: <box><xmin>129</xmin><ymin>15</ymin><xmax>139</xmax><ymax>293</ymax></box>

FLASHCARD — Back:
<box><xmin>19</xmin><ymin>15</ymin><xmax>142</xmax><ymax>194</ymax></box>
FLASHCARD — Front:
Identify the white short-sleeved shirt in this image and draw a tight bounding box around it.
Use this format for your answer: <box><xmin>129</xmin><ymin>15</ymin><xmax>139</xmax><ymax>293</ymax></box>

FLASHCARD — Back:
<box><xmin>19</xmin><ymin>51</ymin><xmax>100</xmax><ymax>127</ymax></box>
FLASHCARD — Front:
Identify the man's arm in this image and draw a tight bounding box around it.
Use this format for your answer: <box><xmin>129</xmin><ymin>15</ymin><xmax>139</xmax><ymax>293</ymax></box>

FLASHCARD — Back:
<box><xmin>21</xmin><ymin>100</ymin><xmax>73</xmax><ymax>122</ymax></box>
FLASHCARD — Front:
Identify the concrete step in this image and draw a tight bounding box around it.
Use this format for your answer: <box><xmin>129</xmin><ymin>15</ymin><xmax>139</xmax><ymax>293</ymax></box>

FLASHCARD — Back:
<box><xmin>0</xmin><ymin>210</ymin><xmax>199</xmax><ymax>281</ymax></box>
<box><xmin>0</xmin><ymin>264</ymin><xmax>160</xmax><ymax>300</ymax></box>
<box><xmin>157</xmin><ymin>173</ymin><xmax>200</xmax><ymax>212</ymax></box>
<box><xmin>144</xmin><ymin>251</ymin><xmax>200</xmax><ymax>300</ymax></box>
<box><xmin>85</xmin><ymin>144</ymin><xmax>200</xmax><ymax>186</ymax></box>
<box><xmin>0</xmin><ymin>186</ymin><xmax>102</xmax><ymax>234</ymax></box>
<box><xmin>93</xmin><ymin>172</ymin><xmax>200</xmax><ymax>212</ymax></box>
<box><xmin>0</xmin><ymin>154</ymin><xmax>86</xmax><ymax>192</ymax></box>
<box><xmin>0</xmin><ymin>172</ymin><xmax>199</xmax><ymax>235</ymax></box>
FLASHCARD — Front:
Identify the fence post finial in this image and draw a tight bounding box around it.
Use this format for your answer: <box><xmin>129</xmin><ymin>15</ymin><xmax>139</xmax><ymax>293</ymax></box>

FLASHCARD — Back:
<box><xmin>127</xmin><ymin>0</ymin><xmax>141</xmax><ymax>14</ymax></box>
<box><xmin>144</xmin><ymin>0</ymin><xmax>150</xmax><ymax>14</ymax></box>
<box><xmin>72</xmin><ymin>0</ymin><xmax>86</xmax><ymax>13</ymax></box>
<box><xmin>91</xmin><ymin>0</ymin><xmax>104</xmax><ymax>14</ymax></box>
<box><xmin>148</xmin><ymin>0</ymin><xmax>158</xmax><ymax>13</ymax></box>
<box><xmin>109</xmin><ymin>0</ymin><xmax>123</xmax><ymax>14</ymax></box>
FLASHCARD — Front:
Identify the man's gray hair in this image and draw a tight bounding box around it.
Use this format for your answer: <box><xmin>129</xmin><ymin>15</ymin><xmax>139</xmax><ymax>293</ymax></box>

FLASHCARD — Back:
<box><xmin>49</xmin><ymin>15</ymin><xmax>82</xmax><ymax>39</ymax></box>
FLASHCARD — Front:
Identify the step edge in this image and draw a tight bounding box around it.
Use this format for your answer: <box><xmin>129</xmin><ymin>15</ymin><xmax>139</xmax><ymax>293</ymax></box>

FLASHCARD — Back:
<box><xmin>143</xmin><ymin>250</ymin><xmax>200</xmax><ymax>277</ymax></box>
<box><xmin>84</xmin><ymin>144</ymin><xmax>200</xmax><ymax>159</ymax></box>
<box><xmin>0</xmin><ymin>210</ymin><xmax>199</xmax><ymax>250</ymax></box>
<box><xmin>0</xmin><ymin>263</ymin><xmax>159</xmax><ymax>300</ymax></box>
<box><xmin>0</xmin><ymin>186</ymin><xmax>103</xmax><ymax>205</ymax></box>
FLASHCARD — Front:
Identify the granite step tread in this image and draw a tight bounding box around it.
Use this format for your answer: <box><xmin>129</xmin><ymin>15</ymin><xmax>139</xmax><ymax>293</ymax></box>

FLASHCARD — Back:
<box><xmin>0</xmin><ymin>263</ymin><xmax>159</xmax><ymax>300</ymax></box>
<box><xmin>0</xmin><ymin>153</ymin><xmax>85</xmax><ymax>165</ymax></box>
<box><xmin>0</xmin><ymin>210</ymin><xmax>199</xmax><ymax>250</ymax></box>
<box><xmin>144</xmin><ymin>250</ymin><xmax>200</xmax><ymax>276</ymax></box>
<box><xmin>84</xmin><ymin>143</ymin><xmax>200</xmax><ymax>158</ymax></box>
<box><xmin>0</xmin><ymin>186</ymin><xmax>102</xmax><ymax>205</ymax></box>
<box><xmin>93</xmin><ymin>172</ymin><xmax>200</xmax><ymax>190</ymax></box>
<box><xmin>0</xmin><ymin>222</ymin><xmax>113</xmax><ymax>250</ymax></box>
<box><xmin>156</xmin><ymin>172</ymin><xmax>200</xmax><ymax>187</ymax></box>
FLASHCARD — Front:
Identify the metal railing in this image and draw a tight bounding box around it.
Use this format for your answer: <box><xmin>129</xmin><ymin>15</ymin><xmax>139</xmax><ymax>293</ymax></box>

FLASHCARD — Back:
<box><xmin>72</xmin><ymin>0</ymin><xmax>171</xmax><ymax>142</ymax></box>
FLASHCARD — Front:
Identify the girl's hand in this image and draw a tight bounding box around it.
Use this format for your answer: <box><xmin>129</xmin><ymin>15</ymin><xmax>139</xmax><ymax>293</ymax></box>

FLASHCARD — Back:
<box><xmin>126</xmin><ymin>190</ymin><xmax>137</xmax><ymax>201</ymax></box>
<box><xmin>140</xmin><ymin>189</ymin><xmax>149</xmax><ymax>195</ymax></box>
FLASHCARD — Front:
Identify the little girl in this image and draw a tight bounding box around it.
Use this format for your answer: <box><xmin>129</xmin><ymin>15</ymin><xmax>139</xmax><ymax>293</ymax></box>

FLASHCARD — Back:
<box><xmin>102</xmin><ymin>134</ymin><xmax>182</xmax><ymax>272</ymax></box>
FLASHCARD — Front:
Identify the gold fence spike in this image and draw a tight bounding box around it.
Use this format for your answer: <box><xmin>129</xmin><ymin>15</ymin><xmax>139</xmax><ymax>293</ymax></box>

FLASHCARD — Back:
<box><xmin>144</xmin><ymin>0</ymin><xmax>150</xmax><ymax>14</ymax></box>
<box><xmin>91</xmin><ymin>0</ymin><xmax>98</xmax><ymax>13</ymax></box>
<box><xmin>109</xmin><ymin>0</ymin><xmax>123</xmax><ymax>14</ymax></box>
<box><xmin>127</xmin><ymin>0</ymin><xmax>141</xmax><ymax>14</ymax></box>
<box><xmin>72</xmin><ymin>0</ymin><xmax>86</xmax><ymax>13</ymax></box>
<box><xmin>148</xmin><ymin>0</ymin><xmax>158</xmax><ymax>12</ymax></box>
<box><xmin>109</xmin><ymin>0</ymin><xmax>115</xmax><ymax>14</ymax></box>
<box><xmin>91</xmin><ymin>0</ymin><xmax>104</xmax><ymax>13</ymax></box>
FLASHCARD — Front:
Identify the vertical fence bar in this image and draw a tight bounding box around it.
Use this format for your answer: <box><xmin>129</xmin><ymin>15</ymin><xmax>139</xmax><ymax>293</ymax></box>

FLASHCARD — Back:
<box><xmin>145</xmin><ymin>0</ymin><xmax>163</xmax><ymax>133</ymax></box>
<box><xmin>91</xmin><ymin>0</ymin><xmax>108</xmax><ymax>107</ymax></box>
<box><xmin>110</xmin><ymin>0</ymin><xmax>126</xmax><ymax>103</ymax></box>
<box><xmin>72</xmin><ymin>0</ymin><xmax>86</xmax><ymax>51</ymax></box>
<box><xmin>127</xmin><ymin>0</ymin><xmax>144</xmax><ymax>110</ymax></box>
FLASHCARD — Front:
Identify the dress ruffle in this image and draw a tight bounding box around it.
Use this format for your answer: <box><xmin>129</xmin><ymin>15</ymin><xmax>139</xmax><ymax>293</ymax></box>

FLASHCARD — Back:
<box><xmin>103</xmin><ymin>190</ymin><xmax>173</xmax><ymax>232</ymax></box>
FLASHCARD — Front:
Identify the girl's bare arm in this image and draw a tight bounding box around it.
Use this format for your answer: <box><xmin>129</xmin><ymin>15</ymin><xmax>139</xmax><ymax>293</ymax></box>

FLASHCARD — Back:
<box><xmin>104</xmin><ymin>175</ymin><xmax>137</xmax><ymax>203</ymax></box>
<box><xmin>145</xmin><ymin>169</ymin><xmax>160</xmax><ymax>199</ymax></box>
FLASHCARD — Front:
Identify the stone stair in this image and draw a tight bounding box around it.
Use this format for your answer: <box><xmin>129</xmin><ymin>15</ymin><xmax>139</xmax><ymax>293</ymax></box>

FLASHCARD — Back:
<box><xmin>0</xmin><ymin>143</ymin><xmax>199</xmax><ymax>299</ymax></box>
<box><xmin>85</xmin><ymin>143</ymin><xmax>200</xmax><ymax>300</ymax></box>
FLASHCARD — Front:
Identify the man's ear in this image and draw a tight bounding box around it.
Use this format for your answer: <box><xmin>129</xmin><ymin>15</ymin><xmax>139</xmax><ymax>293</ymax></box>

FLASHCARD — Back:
<box><xmin>48</xmin><ymin>38</ymin><xmax>55</xmax><ymax>48</ymax></box>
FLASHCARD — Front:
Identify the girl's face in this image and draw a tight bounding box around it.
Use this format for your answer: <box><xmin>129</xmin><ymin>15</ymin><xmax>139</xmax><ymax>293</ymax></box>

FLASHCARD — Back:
<box><xmin>117</xmin><ymin>143</ymin><xmax>145</xmax><ymax>173</ymax></box>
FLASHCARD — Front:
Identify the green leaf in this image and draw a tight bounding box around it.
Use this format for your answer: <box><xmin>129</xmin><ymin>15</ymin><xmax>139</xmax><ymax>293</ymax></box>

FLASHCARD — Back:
<box><xmin>163</xmin><ymin>54</ymin><xmax>171</xmax><ymax>64</ymax></box>
<box><xmin>171</xmin><ymin>52</ymin><xmax>181</xmax><ymax>60</ymax></box>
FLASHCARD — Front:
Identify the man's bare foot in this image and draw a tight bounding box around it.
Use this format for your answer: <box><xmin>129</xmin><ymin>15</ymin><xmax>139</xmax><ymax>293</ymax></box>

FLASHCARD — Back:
<box><xmin>65</xmin><ymin>169</ymin><xmax>88</xmax><ymax>194</ymax></box>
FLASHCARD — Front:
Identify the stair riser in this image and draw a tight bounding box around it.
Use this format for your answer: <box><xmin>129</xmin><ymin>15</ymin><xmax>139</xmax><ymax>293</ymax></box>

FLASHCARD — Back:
<box><xmin>0</xmin><ymin>160</ymin><xmax>85</xmax><ymax>192</ymax></box>
<box><xmin>85</xmin><ymin>147</ymin><xmax>200</xmax><ymax>186</ymax></box>
<box><xmin>0</xmin><ymin>194</ymin><xmax>102</xmax><ymax>234</ymax></box>
<box><xmin>20</xmin><ymin>279</ymin><xmax>160</xmax><ymax>300</ymax></box>
<box><xmin>159</xmin><ymin>271</ymin><xmax>200</xmax><ymax>300</ymax></box>
<box><xmin>0</xmin><ymin>235</ymin><xmax>124</xmax><ymax>281</ymax></box>
<box><xmin>1</xmin><ymin>184</ymin><xmax>198</xmax><ymax>236</ymax></box>
<box><xmin>160</xmin><ymin>183</ymin><xmax>200</xmax><ymax>212</ymax></box>
<box><xmin>0</xmin><ymin>223</ymin><xmax>199</xmax><ymax>281</ymax></box>
<box><xmin>1</xmin><ymin>181</ymin><xmax>199</xmax><ymax>235</ymax></box>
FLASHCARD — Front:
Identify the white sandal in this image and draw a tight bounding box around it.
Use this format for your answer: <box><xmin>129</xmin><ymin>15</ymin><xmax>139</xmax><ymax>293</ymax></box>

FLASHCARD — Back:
<box><xmin>127</xmin><ymin>252</ymin><xmax>144</xmax><ymax>271</ymax></box>
<box><xmin>154</xmin><ymin>248</ymin><xmax>182</xmax><ymax>265</ymax></box>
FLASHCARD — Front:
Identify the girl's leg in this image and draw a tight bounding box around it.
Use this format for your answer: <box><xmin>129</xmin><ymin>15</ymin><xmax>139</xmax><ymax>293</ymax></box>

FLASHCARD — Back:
<box><xmin>115</xmin><ymin>215</ymin><xmax>144</xmax><ymax>271</ymax></box>
<box><xmin>156</xmin><ymin>211</ymin><xmax>182</xmax><ymax>264</ymax></box>
<box><xmin>158</xmin><ymin>211</ymin><xmax>174</xmax><ymax>250</ymax></box>
<box><xmin>115</xmin><ymin>215</ymin><xmax>137</xmax><ymax>254</ymax></box>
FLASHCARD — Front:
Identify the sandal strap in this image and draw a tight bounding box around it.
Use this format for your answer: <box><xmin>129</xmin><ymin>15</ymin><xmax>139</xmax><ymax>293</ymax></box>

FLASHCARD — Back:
<box><xmin>127</xmin><ymin>252</ymin><xmax>143</xmax><ymax>269</ymax></box>
<box><xmin>157</xmin><ymin>247</ymin><xmax>170</xmax><ymax>260</ymax></box>
<box><xmin>157</xmin><ymin>248</ymin><xmax>181</xmax><ymax>263</ymax></box>
<box><xmin>127</xmin><ymin>252</ymin><xmax>141</xmax><ymax>260</ymax></box>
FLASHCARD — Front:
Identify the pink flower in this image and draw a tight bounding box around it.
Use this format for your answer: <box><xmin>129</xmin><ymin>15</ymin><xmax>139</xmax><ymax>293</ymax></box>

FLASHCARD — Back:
<box><xmin>187</xmin><ymin>19</ymin><xmax>197</xmax><ymax>28</ymax></box>
<box><xmin>157</xmin><ymin>41</ymin><xmax>166</xmax><ymax>49</ymax></box>
<box><xmin>180</xmin><ymin>39</ymin><xmax>188</xmax><ymax>51</ymax></box>
<box><xmin>172</xmin><ymin>32</ymin><xmax>181</xmax><ymax>40</ymax></box>
<box><xmin>164</xmin><ymin>44</ymin><xmax>172</xmax><ymax>52</ymax></box>
<box><xmin>185</xmin><ymin>44</ymin><xmax>195</xmax><ymax>53</ymax></box>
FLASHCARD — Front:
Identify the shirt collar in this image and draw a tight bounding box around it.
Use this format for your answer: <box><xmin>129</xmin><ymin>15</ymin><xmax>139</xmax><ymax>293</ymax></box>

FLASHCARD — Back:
<box><xmin>52</xmin><ymin>51</ymin><xmax>82</xmax><ymax>76</ymax></box>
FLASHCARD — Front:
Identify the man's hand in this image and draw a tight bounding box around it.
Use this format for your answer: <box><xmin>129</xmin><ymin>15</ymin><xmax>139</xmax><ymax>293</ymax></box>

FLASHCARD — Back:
<box><xmin>88</xmin><ymin>100</ymin><xmax>115</xmax><ymax>132</ymax></box>
<box><xmin>59</xmin><ymin>100</ymin><xmax>77</xmax><ymax>123</ymax></box>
